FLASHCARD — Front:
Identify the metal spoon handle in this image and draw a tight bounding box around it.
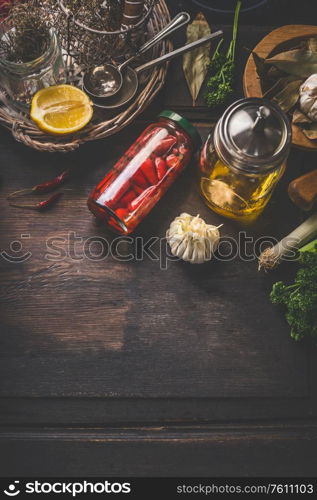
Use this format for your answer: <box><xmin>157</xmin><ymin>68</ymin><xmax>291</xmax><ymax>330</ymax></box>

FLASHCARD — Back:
<box><xmin>119</xmin><ymin>12</ymin><xmax>191</xmax><ymax>71</ymax></box>
<box><xmin>138</xmin><ymin>12</ymin><xmax>191</xmax><ymax>54</ymax></box>
<box><xmin>135</xmin><ymin>30</ymin><xmax>223</xmax><ymax>74</ymax></box>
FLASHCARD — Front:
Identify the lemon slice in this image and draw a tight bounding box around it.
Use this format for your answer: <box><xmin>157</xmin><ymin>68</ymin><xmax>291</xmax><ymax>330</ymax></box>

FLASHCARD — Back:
<box><xmin>30</xmin><ymin>85</ymin><xmax>93</xmax><ymax>135</ymax></box>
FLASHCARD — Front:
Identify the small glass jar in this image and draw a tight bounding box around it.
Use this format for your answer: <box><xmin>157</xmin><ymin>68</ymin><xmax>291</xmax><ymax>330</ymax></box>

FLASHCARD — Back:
<box><xmin>0</xmin><ymin>27</ymin><xmax>66</xmax><ymax>110</ymax></box>
<box><xmin>199</xmin><ymin>98</ymin><xmax>292</xmax><ymax>221</ymax></box>
<box><xmin>88</xmin><ymin>111</ymin><xmax>201</xmax><ymax>234</ymax></box>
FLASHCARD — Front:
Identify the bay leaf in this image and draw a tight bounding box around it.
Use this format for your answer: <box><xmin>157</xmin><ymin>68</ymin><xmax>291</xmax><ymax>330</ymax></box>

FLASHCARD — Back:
<box><xmin>266</xmin><ymin>65</ymin><xmax>284</xmax><ymax>80</ymax></box>
<box><xmin>292</xmin><ymin>109</ymin><xmax>312</xmax><ymax>124</ymax></box>
<box><xmin>307</xmin><ymin>37</ymin><xmax>317</xmax><ymax>53</ymax></box>
<box><xmin>272</xmin><ymin>79</ymin><xmax>302</xmax><ymax>112</ymax></box>
<box><xmin>265</xmin><ymin>49</ymin><xmax>317</xmax><ymax>78</ymax></box>
<box><xmin>183</xmin><ymin>12</ymin><xmax>211</xmax><ymax>106</ymax></box>
<box><xmin>263</xmin><ymin>75</ymin><xmax>299</xmax><ymax>100</ymax></box>
<box><xmin>252</xmin><ymin>51</ymin><xmax>266</xmax><ymax>79</ymax></box>
<box><xmin>301</xmin><ymin>122</ymin><xmax>317</xmax><ymax>140</ymax></box>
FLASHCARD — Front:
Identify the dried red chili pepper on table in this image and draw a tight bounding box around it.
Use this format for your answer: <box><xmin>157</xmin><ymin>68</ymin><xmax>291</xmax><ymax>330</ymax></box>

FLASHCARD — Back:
<box><xmin>31</xmin><ymin>170</ymin><xmax>70</xmax><ymax>194</ymax></box>
<box><xmin>8</xmin><ymin>169</ymin><xmax>70</xmax><ymax>199</ymax></box>
<box><xmin>7</xmin><ymin>169</ymin><xmax>70</xmax><ymax>212</ymax></box>
<box><xmin>9</xmin><ymin>192</ymin><xmax>63</xmax><ymax>211</ymax></box>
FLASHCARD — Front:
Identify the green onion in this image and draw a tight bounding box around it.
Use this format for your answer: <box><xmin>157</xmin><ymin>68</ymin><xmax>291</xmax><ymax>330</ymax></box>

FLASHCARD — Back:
<box><xmin>258</xmin><ymin>213</ymin><xmax>317</xmax><ymax>271</ymax></box>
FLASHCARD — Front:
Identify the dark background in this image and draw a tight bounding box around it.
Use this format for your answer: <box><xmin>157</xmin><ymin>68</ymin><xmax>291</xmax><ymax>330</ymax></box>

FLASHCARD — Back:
<box><xmin>171</xmin><ymin>0</ymin><xmax>316</xmax><ymax>25</ymax></box>
<box><xmin>0</xmin><ymin>0</ymin><xmax>317</xmax><ymax>477</ymax></box>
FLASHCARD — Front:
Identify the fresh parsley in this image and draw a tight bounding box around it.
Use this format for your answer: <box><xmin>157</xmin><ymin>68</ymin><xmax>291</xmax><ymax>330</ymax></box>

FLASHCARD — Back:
<box><xmin>270</xmin><ymin>241</ymin><xmax>317</xmax><ymax>341</ymax></box>
<box><xmin>205</xmin><ymin>1</ymin><xmax>241</xmax><ymax>107</ymax></box>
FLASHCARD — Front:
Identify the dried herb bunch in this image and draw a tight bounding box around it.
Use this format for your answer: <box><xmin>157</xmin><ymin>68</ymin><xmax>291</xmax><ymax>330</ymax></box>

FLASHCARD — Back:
<box><xmin>0</xmin><ymin>0</ymin><xmax>151</xmax><ymax>77</ymax></box>
<box><xmin>63</xmin><ymin>0</ymin><xmax>124</xmax><ymax>32</ymax></box>
<box><xmin>0</xmin><ymin>0</ymin><xmax>54</xmax><ymax>63</ymax></box>
<box><xmin>253</xmin><ymin>36</ymin><xmax>317</xmax><ymax>140</ymax></box>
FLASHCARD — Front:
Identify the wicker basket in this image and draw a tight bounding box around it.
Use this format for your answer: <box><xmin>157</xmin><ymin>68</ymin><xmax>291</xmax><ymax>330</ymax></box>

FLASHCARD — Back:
<box><xmin>0</xmin><ymin>0</ymin><xmax>171</xmax><ymax>153</ymax></box>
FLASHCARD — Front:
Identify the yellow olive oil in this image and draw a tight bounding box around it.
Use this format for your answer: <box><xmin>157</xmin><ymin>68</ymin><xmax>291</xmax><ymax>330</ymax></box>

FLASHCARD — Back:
<box><xmin>200</xmin><ymin>158</ymin><xmax>284</xmax><ymax>221</ymax></box>
<box><xmin>199</xmin><ymin>99</ymin><xmax>291</xmax><ymax>221</ymax></box>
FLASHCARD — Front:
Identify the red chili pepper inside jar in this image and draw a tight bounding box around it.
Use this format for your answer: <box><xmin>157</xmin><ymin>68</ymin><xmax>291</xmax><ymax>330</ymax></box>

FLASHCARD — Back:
<box><xmin>87</xmin><ymin>111</ymin><xmax>201</xmax><ymax>234</ymax></box>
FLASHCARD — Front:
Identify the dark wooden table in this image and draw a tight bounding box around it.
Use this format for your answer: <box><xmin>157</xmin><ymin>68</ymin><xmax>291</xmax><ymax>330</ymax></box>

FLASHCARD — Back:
<box><xmin>1</xmin><ymin>1</ymin><xmax>317</xmax><ymax>477</ymax></box>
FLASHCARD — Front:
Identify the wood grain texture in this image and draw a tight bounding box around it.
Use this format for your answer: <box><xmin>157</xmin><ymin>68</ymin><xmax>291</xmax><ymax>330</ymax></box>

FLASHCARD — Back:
<box><xmin>0</xmin><ymin>135</ymin><xmax>311</xmax><ymax>399</ymax></box>
<box><xmin>243</xmin><ymin>25</ymin><xmax>317</xmax><ymax>150</ymax></box>
<box><xmin>2</xmin><ymin>423</ymin><xmax>317</xmax><ymax>476</ymax></box>
<box><xmin>1</xmin><ymin>19</ymin><xmax>317</xmax><ymax>476</ymax></box>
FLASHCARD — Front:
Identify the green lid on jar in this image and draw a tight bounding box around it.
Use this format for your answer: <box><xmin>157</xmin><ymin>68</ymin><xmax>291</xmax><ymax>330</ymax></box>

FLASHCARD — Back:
<box><xmin>159</xmin><ymin>110</ymin><xmax>202</xmax><ymax>151</ymax></box>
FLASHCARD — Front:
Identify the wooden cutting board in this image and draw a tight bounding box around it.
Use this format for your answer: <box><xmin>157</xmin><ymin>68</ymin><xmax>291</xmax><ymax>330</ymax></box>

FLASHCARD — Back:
<box><xmin>243</xmin><ymin>25</ymin><xmax>317</xmax><ymax>150</ymax></box>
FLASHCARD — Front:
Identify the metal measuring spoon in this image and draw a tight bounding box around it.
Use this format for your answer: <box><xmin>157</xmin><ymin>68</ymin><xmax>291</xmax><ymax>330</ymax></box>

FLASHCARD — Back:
<box><xmin>83</xmin><ymin>12</ymin><xmax>191</xmax><ymax>99</ymax></box>
<box><xmin>91</xmin><ymin>30</ymin><xmax>224</xmax><ymax>110</ymax></box>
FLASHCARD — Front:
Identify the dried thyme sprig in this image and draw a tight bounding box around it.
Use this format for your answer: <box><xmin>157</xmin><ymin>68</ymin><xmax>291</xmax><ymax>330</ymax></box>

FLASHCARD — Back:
<box><xmin>64</xmin><ymin>0</ymin><xmax>124</xmax><ymax>32</ymax></box>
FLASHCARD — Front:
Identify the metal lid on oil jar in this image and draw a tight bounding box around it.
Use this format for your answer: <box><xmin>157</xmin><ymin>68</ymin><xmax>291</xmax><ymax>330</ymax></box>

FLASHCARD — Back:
<box><xmin>214</xmin><ymin>98</ymin><xmax>292</xmax><ymax>174</ymax></box>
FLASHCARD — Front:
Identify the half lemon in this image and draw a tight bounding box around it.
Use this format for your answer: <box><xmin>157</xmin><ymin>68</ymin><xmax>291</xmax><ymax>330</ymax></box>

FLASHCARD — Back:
<box><xmin>30</xmin><ymin>84</ymin><xmax>93</xmax><ymax>135</ymax></box>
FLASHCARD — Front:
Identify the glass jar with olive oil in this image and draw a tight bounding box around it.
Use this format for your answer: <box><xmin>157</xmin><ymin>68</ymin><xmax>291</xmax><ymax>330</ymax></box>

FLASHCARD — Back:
<box><xmin>199</xmin><ymin>98</ymin><xmax>292</xmax><ymax>221</ymax></box>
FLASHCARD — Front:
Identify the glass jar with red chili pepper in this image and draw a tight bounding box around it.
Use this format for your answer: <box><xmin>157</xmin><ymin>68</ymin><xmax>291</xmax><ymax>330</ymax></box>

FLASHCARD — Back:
<box><xmin>87</xmin><ymin>111</ymin><xmax>201</xmax><ymax>234</ymax></box>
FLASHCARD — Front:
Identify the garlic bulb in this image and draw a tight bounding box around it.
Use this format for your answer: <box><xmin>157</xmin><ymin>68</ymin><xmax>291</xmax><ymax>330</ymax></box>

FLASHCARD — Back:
<box><xmin>166</xmin><ymin>213</ymin><xmax>221</xmax><ymax>264</ymax></box>
<box><xmin>299</xmin><ymin>74</ymin><xmax>317</xmax><ymax>121</ymax></box>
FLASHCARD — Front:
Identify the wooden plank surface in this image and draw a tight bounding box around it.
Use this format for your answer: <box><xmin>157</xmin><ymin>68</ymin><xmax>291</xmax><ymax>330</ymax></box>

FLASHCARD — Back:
<box><xmin>0</xmin><ymin>124</ymin><xmax>312</xmax><ymax>399</ymax></box>
<box><xmin>0</xmin><ymin>18</ymin><xmax>317</xmax><ymax>476</ymax></box>
<box><xmin>2</xmin><ymin>423</ymin><xmax>317</xmax><ymax>477</ymax></box>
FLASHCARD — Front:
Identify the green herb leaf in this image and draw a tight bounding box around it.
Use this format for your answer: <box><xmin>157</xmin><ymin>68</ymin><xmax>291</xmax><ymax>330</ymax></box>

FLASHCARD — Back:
<box><xmin>183</xmin><ymin>12</ymin><xmax>211</xmax><ymax>106</ymax></box>
<box><xmin>204</xmin><ymin>0</ymin><xmax>241</xmax><ymax>107</ymax></box>
<box><xmin>270</xmin><ymin>244</ymin><xmax>317</xmax><ymax>342</ymax></box>
<box><xmin>265</xmin><ymin>49</ymin><xmax>317</xmax><ymax>78</ymax></box>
